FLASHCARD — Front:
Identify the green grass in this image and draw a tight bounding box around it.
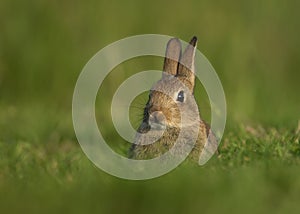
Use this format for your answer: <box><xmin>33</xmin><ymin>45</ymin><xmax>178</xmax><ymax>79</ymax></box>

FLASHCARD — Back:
<box><xmin>0</xmin><ymin>104</ymin><xmax>300</xmax><ymax>213</ymax></box>
<box><xmin>1</xmin><ymin>0</ymin><xmax>300</xmax><ymax>213</ymax></box>
<box><xmin>1</xmin><ymin>129</ymin><xmax>300</xmax><ymax>214</ymax></box>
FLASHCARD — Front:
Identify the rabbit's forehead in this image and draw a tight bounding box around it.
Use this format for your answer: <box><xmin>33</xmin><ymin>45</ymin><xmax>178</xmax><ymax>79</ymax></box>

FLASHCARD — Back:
<box><xmin>151</xmin><ymin>78</ymin><xmax>186</xmax><ymax>94</ymax></box>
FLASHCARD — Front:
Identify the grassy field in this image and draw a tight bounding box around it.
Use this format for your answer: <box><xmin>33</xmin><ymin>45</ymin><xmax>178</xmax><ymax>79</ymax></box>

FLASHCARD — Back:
<box><xmin>1</xmin><ymin>0</ymin><xmax>300</xmax><ymax>213</ymax></box>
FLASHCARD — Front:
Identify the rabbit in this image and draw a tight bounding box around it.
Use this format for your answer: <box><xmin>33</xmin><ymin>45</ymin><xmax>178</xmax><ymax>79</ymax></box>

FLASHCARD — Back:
<box><xmin>129</xmin><ymin>36</ymin><xmax>218</xmax><ymax>162</ymax></box>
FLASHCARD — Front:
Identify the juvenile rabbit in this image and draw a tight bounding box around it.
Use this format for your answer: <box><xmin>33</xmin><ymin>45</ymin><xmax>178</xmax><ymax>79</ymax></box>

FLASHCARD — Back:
<box><xmin>129</xmin><ymin>36</ymin><xmax>218</xmax><ymax>162</ymax></box>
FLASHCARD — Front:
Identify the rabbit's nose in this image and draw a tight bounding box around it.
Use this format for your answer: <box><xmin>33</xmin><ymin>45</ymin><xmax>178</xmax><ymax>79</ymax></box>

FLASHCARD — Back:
<box><xmin>149</xmin><ymin>111</ymin><xmax>165</xmax><ymax>125</ymax></box>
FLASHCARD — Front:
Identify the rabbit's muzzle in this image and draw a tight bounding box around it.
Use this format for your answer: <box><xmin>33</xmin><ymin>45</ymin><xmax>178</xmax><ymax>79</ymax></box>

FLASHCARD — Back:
<box><xmin>148</xmin><ymin>111</ymin><xmax>166</xmax><ymax>130</ymax></box>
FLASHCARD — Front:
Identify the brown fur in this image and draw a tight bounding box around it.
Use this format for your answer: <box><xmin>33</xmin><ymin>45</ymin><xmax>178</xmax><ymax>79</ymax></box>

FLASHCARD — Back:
<box><xmin>131</xmin><ymin>121</ymin><xmax>209</xmax><ymax>161</ymax></box>
<box><xmin>129</xmin><ymin>36</ymin><xmax>218</xmax><ymax>162</ymax></box>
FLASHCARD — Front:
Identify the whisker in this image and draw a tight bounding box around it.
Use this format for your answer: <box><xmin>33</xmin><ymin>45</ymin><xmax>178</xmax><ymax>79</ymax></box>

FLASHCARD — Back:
<box><xmin>130</xmin><ymin>105</ymin><xmax>145</xmax><ymax>109</ymax></box>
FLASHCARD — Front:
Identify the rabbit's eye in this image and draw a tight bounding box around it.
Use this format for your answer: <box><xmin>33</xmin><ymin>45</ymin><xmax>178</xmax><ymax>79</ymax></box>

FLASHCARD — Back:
<box><xmin>177</xmin><ymin>90</ymin><xmax>184</xmax><ymax>102</ymax></box>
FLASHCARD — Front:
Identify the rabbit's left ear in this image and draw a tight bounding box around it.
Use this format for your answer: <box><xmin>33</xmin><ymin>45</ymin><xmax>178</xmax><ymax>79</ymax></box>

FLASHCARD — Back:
<box><xmin>176</xmin><ymin>36</ymin><xmax>197</xmax><ymax>92</ymax></box>
<box><xmin>162</xmin><ymin>38</ymin><xmax>182</xmax><ymax>78</ymax></box>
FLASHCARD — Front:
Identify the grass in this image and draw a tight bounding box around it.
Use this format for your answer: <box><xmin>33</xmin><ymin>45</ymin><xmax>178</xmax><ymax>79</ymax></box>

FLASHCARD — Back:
<box><xmin>0</xmin><ymin>104</ymin><xmax>300</xmax><ymax>213</ymax></box>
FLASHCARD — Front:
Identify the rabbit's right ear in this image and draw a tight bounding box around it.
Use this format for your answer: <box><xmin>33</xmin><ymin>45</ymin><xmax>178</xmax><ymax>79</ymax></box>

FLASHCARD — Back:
<box><xmin>162</xmin><ymin>38</ymin><xmax>182</xmax><ymax>78</ymax></box>
<box><xmin>176</xmin><ymin>36</ymin><xmax>197</xmax><ymax>92</ymax></box>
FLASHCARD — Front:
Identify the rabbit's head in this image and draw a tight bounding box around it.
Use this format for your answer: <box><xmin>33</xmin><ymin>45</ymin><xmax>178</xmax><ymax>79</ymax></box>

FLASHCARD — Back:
<box><xmin>140</xmin><ymin>37</ymin><xmax>200</xmax><ymax>132</ymax></box>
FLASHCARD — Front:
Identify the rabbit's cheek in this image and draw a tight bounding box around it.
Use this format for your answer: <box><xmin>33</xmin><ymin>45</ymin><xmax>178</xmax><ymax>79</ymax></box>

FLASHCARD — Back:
<box><xmin>167</xmin><ymin>107</ymin><xmax>181</xmax><ymax>126</ymax></box>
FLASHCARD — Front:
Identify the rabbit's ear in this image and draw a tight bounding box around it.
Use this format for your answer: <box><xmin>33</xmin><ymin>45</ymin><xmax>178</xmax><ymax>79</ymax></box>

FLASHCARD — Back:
<box><xmin>162</xmin><ymin>38</ymin><xmax>182</xmax><ymax>78</ymax></box>
<box><xmin>176</xmin><ymin>36</ymin><xmax>197</xmax><ymax>91</ymax></box>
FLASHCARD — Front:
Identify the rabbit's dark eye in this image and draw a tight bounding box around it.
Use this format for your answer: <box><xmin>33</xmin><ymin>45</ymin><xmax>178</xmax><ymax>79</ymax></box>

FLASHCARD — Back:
<box><xmin>177</xmin><ymin>90</ymin><xmax>184</xmax><ymax>102</ymax></box>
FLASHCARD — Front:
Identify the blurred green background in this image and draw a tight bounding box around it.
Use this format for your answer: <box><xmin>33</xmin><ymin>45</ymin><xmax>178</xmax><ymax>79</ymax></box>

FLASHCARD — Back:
<box><xmin>0</xmin><ymin>0</ymin><xmax>300</xmax><ymax>213</ymax></box>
